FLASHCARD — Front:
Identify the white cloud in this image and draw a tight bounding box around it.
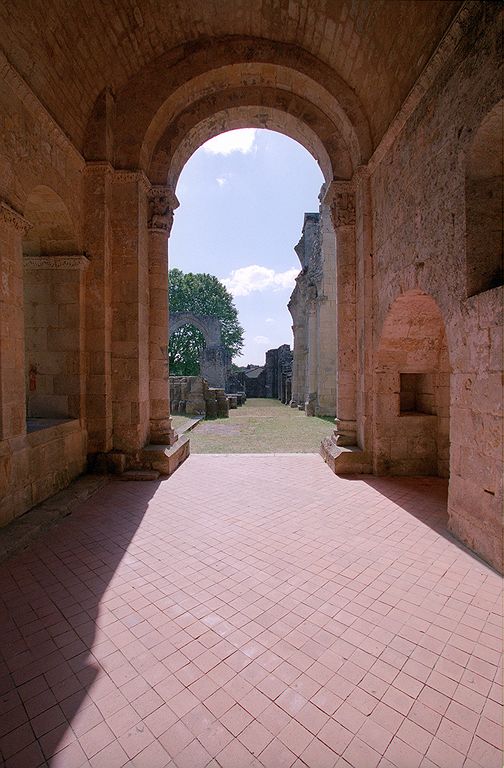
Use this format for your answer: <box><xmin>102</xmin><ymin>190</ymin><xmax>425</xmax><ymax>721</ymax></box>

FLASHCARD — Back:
<box><xmin>216</xmin><ymin>177</ymin><xmax>227</xmax><ymax>187</ymax></box>
<box><xmin>265</xmin><ymin>317</ymin><xmax>274</xmax><ymax>323</ymax></box>
<box><xmin>202</xmin><ymin>129</ymin><xmax>257</xmax><ymax>156</ymax></box>
<box><xmin>254</xmin><ymin>335</ymin><xmax>270</xmax><ymax>345</ymax></box>
<box><xmin>222</xmin><ymin>265</ymin><xmax>299</xmax><ymax>297</ymax></box>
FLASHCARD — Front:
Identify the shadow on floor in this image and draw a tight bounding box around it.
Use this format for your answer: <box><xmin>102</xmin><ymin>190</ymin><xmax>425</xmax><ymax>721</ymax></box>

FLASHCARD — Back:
<box><xmin>339</xmin><ymin>473</ymin><xmax>497</xmax><ymax>574</ymax></box>
<box><xmin>0</xmin><ymin>479</ymin><xmax>159</xmax><ymax>765</ymax></box>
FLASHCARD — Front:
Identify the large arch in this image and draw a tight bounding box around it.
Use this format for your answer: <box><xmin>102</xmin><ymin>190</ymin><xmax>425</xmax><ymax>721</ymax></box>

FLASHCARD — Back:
<box><xmin>169</xmin><ymin>312</ymin><xmax>222</xmax><ymax>347</ymax></box>
<box><xmin>104</xmin><ymin>37</ymin><xmax>372</xmax><ymax>173</ymax></box>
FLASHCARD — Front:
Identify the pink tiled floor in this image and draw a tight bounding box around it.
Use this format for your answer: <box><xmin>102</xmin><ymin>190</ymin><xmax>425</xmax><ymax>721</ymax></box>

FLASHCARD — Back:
<box><xmin>0</xmin><ymin>454</ymin><xmax>502</xmax><ymax>768</ymax></box>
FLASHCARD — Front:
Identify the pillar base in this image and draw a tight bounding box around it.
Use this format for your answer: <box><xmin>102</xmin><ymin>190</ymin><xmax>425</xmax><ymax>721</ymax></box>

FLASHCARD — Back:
<box><xmin>320</xmin><ymin>437</ymin><xmax>372</xmax><ymax>475</ymax></box>
<box><xmin>333</xmin><ymin>418</ymin><xmax>357</xmax><ymax>446</ymax></box>
<box><xmin>149</xmin><ymin>417</ymin><xmax>177</xmax><ymax>446</ymax></box>
<box><xmin>89</xmin><ymin>433</ymin><xmax>190</xmax><ymax>477</ymax></box>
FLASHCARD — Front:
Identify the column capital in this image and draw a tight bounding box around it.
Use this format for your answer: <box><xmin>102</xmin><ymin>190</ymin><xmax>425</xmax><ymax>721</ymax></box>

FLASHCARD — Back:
<box><xmin>323</xmin><ymin>181</ymin><xmax>355</xmax><ymax>229</ymax></box>
<box><xmin>147</xmin><ymin>186</ymin><xmax>179</xmax><ymax>234</ymax></box>
<box><xmin>0</xmin><ymin>200</ymin><xmax>32</xmax><ymax>235</ymax></box>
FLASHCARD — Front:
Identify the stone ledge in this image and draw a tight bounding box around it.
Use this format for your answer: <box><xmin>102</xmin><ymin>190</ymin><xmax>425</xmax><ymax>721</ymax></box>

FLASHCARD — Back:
<box><xmin>0</xmin><ymin>474</ymin><xmax>109</xmax><ymax>564</ymax></box>
<box><xmin>320</xmin><ymin>438</ymin><xmax>373</xmax><ymax>475</ymax></box>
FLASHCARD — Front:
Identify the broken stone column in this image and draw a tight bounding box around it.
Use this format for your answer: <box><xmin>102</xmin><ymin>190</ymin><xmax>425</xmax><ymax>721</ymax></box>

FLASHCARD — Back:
<box><xmin>148</xmin><ymin>186</ymin><xmax>177</xmax><ymax>445</ymax></box>
<box><xmin>214</xmin><ymin>389</ymin><xmax>230</xmax><ymax>416</ymax></box>
<box><xmin>200</xmin><ymin>344</ymin><xmax>230</xmax><ymax>389</ymax></box>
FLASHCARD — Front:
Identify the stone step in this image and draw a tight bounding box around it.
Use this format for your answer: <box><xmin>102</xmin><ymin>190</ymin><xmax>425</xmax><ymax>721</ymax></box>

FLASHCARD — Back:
<box><xmin>140</xmin><ymin>434</ymin><xmax>190</xmax><ymax>476</ymax></box>
<box><xmin>120</xmin><ymin>470</ymin><xmax>160</xmax><ymax>481</ymax></box>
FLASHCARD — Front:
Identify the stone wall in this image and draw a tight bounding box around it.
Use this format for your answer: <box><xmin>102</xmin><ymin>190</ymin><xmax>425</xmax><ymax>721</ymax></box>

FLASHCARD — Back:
<box><xmin>368</xmin><ymin>4</ymin><xmax>502</xmax><ymax>569</ymax></box>
<box><xmin>289</xmin><ymin>211</ymin><xmax>336</xmax><ymax>416</ymax></box>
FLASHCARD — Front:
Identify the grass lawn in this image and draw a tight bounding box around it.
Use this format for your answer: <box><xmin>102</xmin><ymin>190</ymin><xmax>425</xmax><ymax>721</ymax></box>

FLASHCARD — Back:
<box><xmin>188</xmin><ymin>397</ymin><xmax>334</xmax><ymax>453</ymax></box>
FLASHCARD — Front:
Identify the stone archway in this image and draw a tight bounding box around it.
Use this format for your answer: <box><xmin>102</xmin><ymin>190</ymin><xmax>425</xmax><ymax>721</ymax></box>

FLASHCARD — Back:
<box><xmin>169</xmin><ymin>312</ymin><xmax>230</xmax><ymax>389</ymax></box>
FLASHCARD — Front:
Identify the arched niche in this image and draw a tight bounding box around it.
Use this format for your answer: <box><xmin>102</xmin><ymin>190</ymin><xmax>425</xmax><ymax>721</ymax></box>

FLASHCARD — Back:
<box><xmin>466</xmin><ymin>99</ymin><xmax>503</xmax><ymax>297</ymax></box>
<box><xmin>23</xmin><ymin>185</ymin><xmax>78</xmax><ymax>257</ymax></box>
<box><xmin>374</xmin><ymin>290</ymin><xmax>451</xmax><ymax>478</ymax></box>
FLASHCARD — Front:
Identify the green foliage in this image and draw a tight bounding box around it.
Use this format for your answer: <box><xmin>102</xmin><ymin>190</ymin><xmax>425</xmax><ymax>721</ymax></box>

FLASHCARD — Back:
<box><xmin>169</xmin><ymin>325</ymin><xmax>206</xmax><ymax>376</ymax></box>
<box><xmin>169</xmin><ymin>268</ymin><xmax>244</xmax><ymax>375</ymax></box>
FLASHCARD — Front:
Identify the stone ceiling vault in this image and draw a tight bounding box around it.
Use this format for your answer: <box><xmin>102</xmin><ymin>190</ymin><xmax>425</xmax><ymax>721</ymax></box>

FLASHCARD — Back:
<box><xmin>0</xmin><ymin>0</ymin><xmax>462</xmax><ymax>154</ymax></box>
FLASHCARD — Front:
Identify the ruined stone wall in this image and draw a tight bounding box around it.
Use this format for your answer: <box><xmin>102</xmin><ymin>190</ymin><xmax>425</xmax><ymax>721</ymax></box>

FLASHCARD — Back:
<box><xmin>369</xmin><ymin>4</ymin><xmax>503</xmax><ymax>569</ymax></box>
<box><xmin>289</xmin><ymin>210</ymin><xmax>336</xmax><ymax>416</ymax></box>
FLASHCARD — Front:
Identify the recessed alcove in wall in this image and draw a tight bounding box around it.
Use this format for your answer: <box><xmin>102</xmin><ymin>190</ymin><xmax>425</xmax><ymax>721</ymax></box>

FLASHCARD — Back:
<box><xmin>400</xmin><ymin>372</ymin><xmax>436</xmax><ymax>415</ymax></box>
<box><xmin>466</xmin><ymin>99</ymin><xmax>503</xmax><ymax>297</ymax></box>
<box><xmin>374</xmin><ymin>291</ymin><xmax>450</xmax><ymax>477</ymax></box>
<box><xmin>22</xmin><ymin>186</ymin><xmax>86</xmax><ymax>424</ymax></box>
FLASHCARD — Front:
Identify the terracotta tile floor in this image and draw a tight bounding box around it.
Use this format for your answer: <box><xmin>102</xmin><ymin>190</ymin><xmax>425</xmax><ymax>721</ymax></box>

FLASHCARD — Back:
<box><xmin>0</xmin><ymin>454</ymin><xmax>502</xmax><ymax>768</ymax></box>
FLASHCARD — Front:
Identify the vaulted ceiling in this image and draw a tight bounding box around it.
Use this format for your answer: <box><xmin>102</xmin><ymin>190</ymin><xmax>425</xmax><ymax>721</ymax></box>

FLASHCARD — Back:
<box><xmin>0</xmin><ymin>0</ymin><xmax>461</xmax><ymax>152</ymax></box>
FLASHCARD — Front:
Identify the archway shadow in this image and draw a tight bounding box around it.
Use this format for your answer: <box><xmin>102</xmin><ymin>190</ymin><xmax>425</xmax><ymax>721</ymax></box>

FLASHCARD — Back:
<box><xmin>0</xmin><ymin>478</ymin><xmax>160</xmax><ymax>765</ymax></box>
<box><xmin>337</xmin><ymin>474</ymin><xmax>498</xmax><ymax>574</ymax></box>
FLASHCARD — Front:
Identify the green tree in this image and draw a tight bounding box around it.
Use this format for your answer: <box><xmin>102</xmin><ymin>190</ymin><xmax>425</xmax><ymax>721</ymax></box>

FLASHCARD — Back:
<box><xmin>168</xmin><ymin>268</ymin><xmax>244</xmax><ymax>376</ymax></box>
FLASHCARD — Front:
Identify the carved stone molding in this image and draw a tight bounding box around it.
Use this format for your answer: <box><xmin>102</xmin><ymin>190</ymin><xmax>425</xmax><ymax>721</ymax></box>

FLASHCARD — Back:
<box><xmin>113</xmin><ymin>169</ymin><xmax>151</xmax><ymax>193</ymax></box>
<box><xmin>83</xmin><ymin>161</ymin><xmax>114</xmax><ymax>176</ymax></box>
<box><xmin>23</xmin><ymin>253</ymin><xmax>90</xmax><ymax>270</ymax></box>
<box><xmin>148</xmin><ymin>186</ymin><xmax>178</xmax><ymax>234</ymax></box>
<box><xmin>0</xmin><ymin>201</ymin><xmax>32</xmax><ymax>234</ymax></box>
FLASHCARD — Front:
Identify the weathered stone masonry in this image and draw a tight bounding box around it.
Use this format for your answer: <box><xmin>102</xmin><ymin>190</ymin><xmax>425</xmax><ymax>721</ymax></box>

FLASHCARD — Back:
<box><xmin>0</xmin><ymin>1</ymin><xmax>501</xmax><ymax>571</ymax></box>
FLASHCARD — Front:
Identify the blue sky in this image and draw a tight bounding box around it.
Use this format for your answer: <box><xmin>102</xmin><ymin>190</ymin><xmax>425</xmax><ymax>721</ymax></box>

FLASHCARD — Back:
<box><xmin>170</xmin><ymin>129</ymin><xmax>324</xmax><ymax>365</ymax></box>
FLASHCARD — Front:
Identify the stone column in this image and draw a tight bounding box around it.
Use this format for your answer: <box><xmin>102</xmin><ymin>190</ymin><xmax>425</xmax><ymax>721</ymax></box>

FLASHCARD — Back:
<box><xmin>83</xmin><ymin>163</ymin><xmax>113</xmax><ymax>454</ymax></box>
<box><xmin>327</xmin><ymin>181</ymin><xmax>357</xmax><ymax>445</ymax></box>
<box><xmin>315</xmin><ymin>201</ymin><xmax>337</xmax><ymax>416</ymax></box>
<box><xmin>0</xmin><ymin>201</ymin><xmax>31</xmax><ymax>440</ymax></box>
<box><xmin>354</xmin><ymin>166</ymin><xmax>374</xmax><ymax>451</ymax></box>
<box><xmin>147</xmin><ymin>186</ymin><xmax>178</xmax><ymax>445</ymax></box>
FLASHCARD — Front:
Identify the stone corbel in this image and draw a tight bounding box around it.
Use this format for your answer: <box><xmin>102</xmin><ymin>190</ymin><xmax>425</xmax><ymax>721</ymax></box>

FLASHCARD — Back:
<box><xmin>147</xmin><ymin>186</ymin><xmax>179</xmax><ymax>236</ymax></box>
<box><xmin>0</xmin><ymin>200</ymin><xmax>32</xmax><ymax>235</ymax></box>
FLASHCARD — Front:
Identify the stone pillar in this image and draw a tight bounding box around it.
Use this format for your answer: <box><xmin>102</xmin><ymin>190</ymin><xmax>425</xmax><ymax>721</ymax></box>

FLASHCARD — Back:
<box><xmin>327</xmin><ymin>181</ymin><xmax>357</xmax><ymax>445</ymax></box>
<box><xmin>0</xmin><ymin>201</ymin><xmax>31</xmax><ymax>439</ymax></box>
<box><xmin>315</xmin><ymin>201</ymin><xmax>337</xmax><ymax>416</ymax></box>
<box><xmin>84</xmin><ymin>163</ymin><xmax>113</xmax><ymax>454</ymax></box>
<box><xmin>147</xmin><ymin>186</ymin><xmax>178</xmax><ymax>445</ymax></box>
<box><xmin>110</xmin><ymin>171</ymin><xmax>150</xmax><ymax>453</ymax></box>
<box><xmin>305</xmin><ymin>288</ymin><xmax>318</xmax><ymax>415</ymax></box>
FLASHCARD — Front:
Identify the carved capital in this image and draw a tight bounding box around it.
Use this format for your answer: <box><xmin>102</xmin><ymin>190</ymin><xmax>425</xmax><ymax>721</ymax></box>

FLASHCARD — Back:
<box><xmin>330</xmin><ymin>190</ymin><xmax>355</xmax><ymax>228</ymax></box>
<box><xmin>0</xmin><ymin>201</ymin><xmax>32</xmax><ymax>234</ymax></box>
<box><xmin>148</xmin><ymin>186</ymin><xmax>178</xmax><ymax>235</ymax></box>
